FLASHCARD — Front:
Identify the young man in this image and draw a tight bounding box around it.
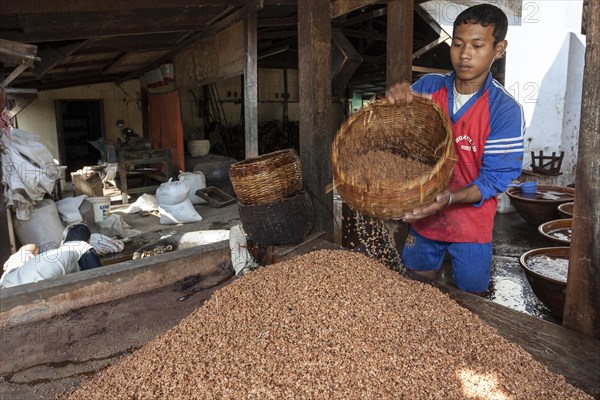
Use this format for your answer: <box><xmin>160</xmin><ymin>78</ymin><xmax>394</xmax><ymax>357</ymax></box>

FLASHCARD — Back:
<box><xmin>0</xmin><ymin>224</ymin><xmax>101</xmax><ymax>288</ymax></box>
<box><xmin>386</xmin><ymin>4</ymin><xmax>524</xmax><ymax>293</ymax></box>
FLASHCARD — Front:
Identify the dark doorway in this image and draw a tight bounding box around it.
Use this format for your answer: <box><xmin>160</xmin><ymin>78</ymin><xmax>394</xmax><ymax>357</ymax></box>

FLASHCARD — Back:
<box><xmin>56</xmin><ymin>100</ymin><xmax>104</xmax><ymax>176</ymax></box>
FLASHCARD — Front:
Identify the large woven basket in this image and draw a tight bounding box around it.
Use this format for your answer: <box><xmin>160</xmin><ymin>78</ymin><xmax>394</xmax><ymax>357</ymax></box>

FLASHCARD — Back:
<box><xmin>332</xmin><ymin>97</ymin><xmax>454</xmax><ymax>219</ymax></box>
<box><xmin>229</xmin><ymin>149</ymin><xmax>303</xmax><ymax>205</ymax></box>
<box><xmin>238</xmin><ymin>191</ymin><xmax>313</xmax><ymax>245</ymax></box>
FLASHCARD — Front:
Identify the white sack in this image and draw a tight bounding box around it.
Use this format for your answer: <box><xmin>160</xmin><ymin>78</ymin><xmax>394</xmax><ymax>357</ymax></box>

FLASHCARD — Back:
<box><xmin>229</xmin><ymin>224</ymin><xmax>257</xmax><ymax>276</ymax></box>
<box><xmin>158</xmin><ymin>199</ymin><xmax>203</xmax><ymax>225</ymax></box>
<box><xmin>97</xmin><ymin>214</ymin><xmax>143</xmax><ymax>239</ymax></box>
<box><xmin>1</xmin><ymin>129</ymin><xmax>61</xmax><ymax>220</ymax></box>
<box><xmin>56</xmin><ymin>195</ymin><xmax>87</xmax><ymax>225</ymax></box>
<box><xmin>178</xmin><ymin>171</ymin><xmax>207</xmax><ymax>205</ymax></box>
<box><xmin>125</xmin><ymin>193</ymin><xmax>158</xmax><ymax>214</ymax></box>
<box><xmin>90</xmin><ymin>233</ymin><xmax>125</xmax><ymax>255</ymax></box>
<box><xmin>155</xmin><ymin>178</ymin><xmax>190</xmax><ymax>206</ymax></box>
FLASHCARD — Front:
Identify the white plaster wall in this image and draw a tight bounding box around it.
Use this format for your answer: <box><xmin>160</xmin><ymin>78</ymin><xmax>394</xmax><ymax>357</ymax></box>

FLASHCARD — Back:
<box><xmin>560</xmin><ymin>32</ymin><xmax>585</xmax><ymax>185</ymax></box>
<box><xmin>422</xmin><ymin>0</ymin><xmax>585</xmax><ymax>185</ymax></box>
<box><xmin>505</xmin><ymin>1</ymin><xmax>585</xmax><ymax>185</ymax></box>
<box><xmin>15</xmin><ymin>80</ymin><xmax>143</xmax><ymax>162</ymax></box>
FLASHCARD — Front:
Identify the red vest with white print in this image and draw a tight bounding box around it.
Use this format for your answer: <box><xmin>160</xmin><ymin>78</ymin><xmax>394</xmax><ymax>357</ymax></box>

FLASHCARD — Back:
<box><xmin>411</xmin><ymin>73</ymin><xmax>524</xmax><ymax>243</ymax></box>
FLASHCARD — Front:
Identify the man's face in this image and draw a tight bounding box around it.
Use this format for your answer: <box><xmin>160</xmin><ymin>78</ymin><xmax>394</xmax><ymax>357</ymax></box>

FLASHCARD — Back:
<box><xmin>450</xmin><ymin>22</ymin><xmax>507</xmax><ymax>92</ymax></box>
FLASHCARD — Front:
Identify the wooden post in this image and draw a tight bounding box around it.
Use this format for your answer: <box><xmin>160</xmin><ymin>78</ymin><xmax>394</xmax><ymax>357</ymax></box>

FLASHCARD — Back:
<box><xmin>563</xmin><ymin>0</ymin><xmax>600</xmax><ymax>338</ymax></box>
<box><xmin>1</xmin><ymin>113</ymin><xmax>12</xmax><ymax>267</ymax></box>
<box><xmin>298</xmin><ymin>0</ymin><xmax>334</xmax><ymax>238</ymax></box>
<box><xmin>244</xmin><ymin>9</ymin><xmax>259</xmax><ymax>158</ymax></box>
<box><xmin>387</xmin><ymin>0</ymin><xmax>414</xmax><ymax>88</ymax></box>
<box><xmin>282</xmin><ymin>68</ymin><xmax>289</xmax><ymax>127</ymax></box>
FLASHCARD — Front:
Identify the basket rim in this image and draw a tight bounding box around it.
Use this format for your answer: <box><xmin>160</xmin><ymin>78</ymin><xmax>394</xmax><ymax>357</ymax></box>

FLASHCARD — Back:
<box><xmin>331</xmin><ymin>96</ymin><xmax>454</xmax><ymax>193</ymax></box>
<box><xmin>230</xmin><ymin>148</ymin><xmax>298</xmax><ymax>169</ymax></box>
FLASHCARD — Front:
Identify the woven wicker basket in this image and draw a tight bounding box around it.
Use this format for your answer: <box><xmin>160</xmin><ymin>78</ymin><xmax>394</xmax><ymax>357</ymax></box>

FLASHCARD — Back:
<box><xmin>238</xmin><ymin>191</ymin><xmax>313</xmax><ymax>245</ymax></box>
<box><xmin>229</xmin><ymin>149</ymin><xmax>303</xmax><ymax>205</ymax></box>
<box><xmin>331</xmin><ymin>97</ymin><xmax>454</xmax><ymax>219</ymax></box>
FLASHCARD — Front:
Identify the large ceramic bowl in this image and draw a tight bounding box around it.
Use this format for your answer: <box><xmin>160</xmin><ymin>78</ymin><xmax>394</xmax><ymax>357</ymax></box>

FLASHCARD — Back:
<box><xmin>538</xmin><ymin>218</ymin><xmax>572</xmax><ymax>245</ymax></box>
<box><xmin>557</xmin><ymin>202</ymin><xmax>574</xmax><ymax>219</ymax></box>
<box><xmin>187</xmin><ymin>140</ymin><xmax>210</xmax><ymax>157</ymax></box>
<box><xmin>519</xmin><ymin>247</ymin><xmax>569</xmax><ymax>319</ymax></box>
<box><xmin>506</xmin><ymin>185</ymin><xmax>575</xmax><ymax>226</ymax></box>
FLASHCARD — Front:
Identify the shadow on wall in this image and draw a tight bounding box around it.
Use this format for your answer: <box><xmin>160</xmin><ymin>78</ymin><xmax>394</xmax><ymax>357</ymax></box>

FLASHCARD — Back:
<box><xmin>525</xmin><ymin>33</ymin><xmax>584</xmax><ymax>186</ymax></box>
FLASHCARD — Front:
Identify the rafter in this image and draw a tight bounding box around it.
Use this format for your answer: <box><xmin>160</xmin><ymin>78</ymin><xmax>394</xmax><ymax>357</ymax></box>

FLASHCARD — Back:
<box><xmin>33</xmin><ymin>40</ymin><xmax>90</xmax><ymax>79</ymax></box>
<box><xmin>116</xmin><ymin>0</ymin><xmax>265</xmax><ymax>84</ymax></box>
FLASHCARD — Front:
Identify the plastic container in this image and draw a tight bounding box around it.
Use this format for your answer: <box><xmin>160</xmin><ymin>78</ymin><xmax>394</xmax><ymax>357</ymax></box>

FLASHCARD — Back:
<box><xmin>87</xmin><ymin>196</ymin><xmax>111</xmax><ymax>222</ymax></box>
<box><xmin>509</xmin><ymin>181</ymin><xmax>538</xmax><ymax>194</ymax></box>
<box><xmin>497</xmin><ymin>192</ymin><xmax>515</xmax><ymax>213</ymax></box>
<box><xmin>13</xmin><ymin>199</ymin><xmax>64</xmax><ymax>252</ymax></box>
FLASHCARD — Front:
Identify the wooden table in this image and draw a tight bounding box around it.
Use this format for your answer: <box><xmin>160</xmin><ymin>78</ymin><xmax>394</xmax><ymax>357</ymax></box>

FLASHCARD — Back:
<box><xmin>117</xmin><ymin>149</ymin><xmax>172</xmax><ymax>204</ymax></box>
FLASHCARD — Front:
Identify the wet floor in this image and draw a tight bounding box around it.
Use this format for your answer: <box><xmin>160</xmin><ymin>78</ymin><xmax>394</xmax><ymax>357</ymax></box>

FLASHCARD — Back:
<box><xmin>341</xmin><ymin>204</ymin><xmax>563</xmax><ymax>324</ymax></box>
<box><xmin>437</xmin><ymin>253</ymin><xmax>560</xmax><ymax>324</ymax></box>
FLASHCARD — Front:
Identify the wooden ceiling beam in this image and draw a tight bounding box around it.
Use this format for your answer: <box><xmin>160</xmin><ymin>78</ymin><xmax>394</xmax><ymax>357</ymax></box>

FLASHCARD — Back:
<box><xmin>0</xmin><ymin>0</ymin><xmax>252</xmax><ymax>15</ymax></box>
<box><xmin>32</xmin><ymin>40</ymin><xmax>90</xmax><ymax>79</ymax></box>
<box><xmin>1</xmin><ymin>9</ymin><xmax>221</xmax><ymax>42</ymax></box>
<box><xmin>117</xmin><ymin>0</ymin><xmax>265</xmax><ymax>84</ymax></box>
<box><xmin>0</xmin><ymin>38</ymin><xmax>38</xmax><ymax>65</ymax></box>
<box><xmin>102</xmin><ymin>52</ymin><xmax>130</xmax><ymax>75</ymax></box>
<box><xmin>75</xmin><ymin>33</ymin><xmax>189</xmax><ymax>55</ymax></box>
<box><xmin>13</xmin><ymin>72</ymin><xmax>129</xmax><ymax>90</ymax></box>
<box><xmin>331</xmin><ymin>0</ymin><xmax>383</xmax><ymax>19</ymax></box>
<box><xmin>338</xmin><ymin>5</ymin><xmax>386</xmax><ymax>26</ymax></box>
<box><xmin>258</xmin><ymin>30</ymin><xmax>297</xmax><ymax>40</ymax></box>
<box><xmin>341</xmin><ymin>28</ymin><xmax>386</xmax><ymax>41</ymax></box>
<box><xmin>2</xmin><ymin>26</ymin><xmax>197</xmax><ymax>44</ymax></box>
<box><xmin>257</xmin><ymin>16</ymin><xmax>297</xmax><ymax>27</ymax></box>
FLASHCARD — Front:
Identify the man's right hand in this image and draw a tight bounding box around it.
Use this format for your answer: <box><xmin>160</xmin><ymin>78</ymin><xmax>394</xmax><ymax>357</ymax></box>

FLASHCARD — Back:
<box><xmin>385</xmin><ymin>82</ymin><xmax>413</xmax><ymax>105</ymax></box>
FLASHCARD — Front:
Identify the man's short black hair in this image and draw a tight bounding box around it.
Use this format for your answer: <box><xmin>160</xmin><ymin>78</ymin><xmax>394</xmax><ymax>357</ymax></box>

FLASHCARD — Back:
<box><xmin>453</xmin><ymin>4</ymin><xmax>509</xmax><ymax>45</ymax></box>
<box><xmin>63</xmin><ymin>224</ymin><xmax>91</xmax><ymax>243</ymax></box>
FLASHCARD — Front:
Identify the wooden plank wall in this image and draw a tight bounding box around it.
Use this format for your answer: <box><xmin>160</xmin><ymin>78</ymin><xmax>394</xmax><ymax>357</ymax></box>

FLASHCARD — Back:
<box><xmin>563</xmin><ymin>0</ymin><xmax>600</xmax><ymax>338</ymax></box>
<box><xmin>298</xmin><ymin>0</ymin><xmax>334</xmax><ymax>238</ymax></box>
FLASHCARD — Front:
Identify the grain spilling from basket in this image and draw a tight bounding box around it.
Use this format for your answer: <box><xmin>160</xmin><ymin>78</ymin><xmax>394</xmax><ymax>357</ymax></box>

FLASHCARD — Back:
<box><xmin>344</xmin><ymin>211</ymin><xmax>404</xmax><ymax>272</ymax></box>
<box><xmin>66</xmin><ymin>250</ymin><xmax>591</xmax><ymax>400</ymax></box>
<box><xmin>332</xmin><ymin>98</ymin><xmax>455</xmax><ymax>219</ymax></box>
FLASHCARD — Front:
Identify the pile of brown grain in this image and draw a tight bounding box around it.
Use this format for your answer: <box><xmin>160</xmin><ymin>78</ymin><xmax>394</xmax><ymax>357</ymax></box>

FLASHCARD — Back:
<box><xmin>67</xmin><ymin>250</ymin><xmax>591</xmax><ymax>400</ymax></box>
<box><xmin>345</xmin><ymin>150</ymin><xmax>430</xmax><ymax>187</ymax></box>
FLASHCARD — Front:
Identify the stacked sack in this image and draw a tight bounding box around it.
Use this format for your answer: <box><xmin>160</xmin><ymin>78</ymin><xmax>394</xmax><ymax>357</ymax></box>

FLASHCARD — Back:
<box><xmin>178</xmin><ymin>170</ymin><xmax>207</xmax><ymax>205</ymax></box>
<box><xmin>156</xmin><ymin>178</ymin><xmax>202</xmax><ymax>225</ymax></box>
<box><xmin>229</xmin><ymin>149</ymin><xmax>313</xmax><ymax>246</ymax></box>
